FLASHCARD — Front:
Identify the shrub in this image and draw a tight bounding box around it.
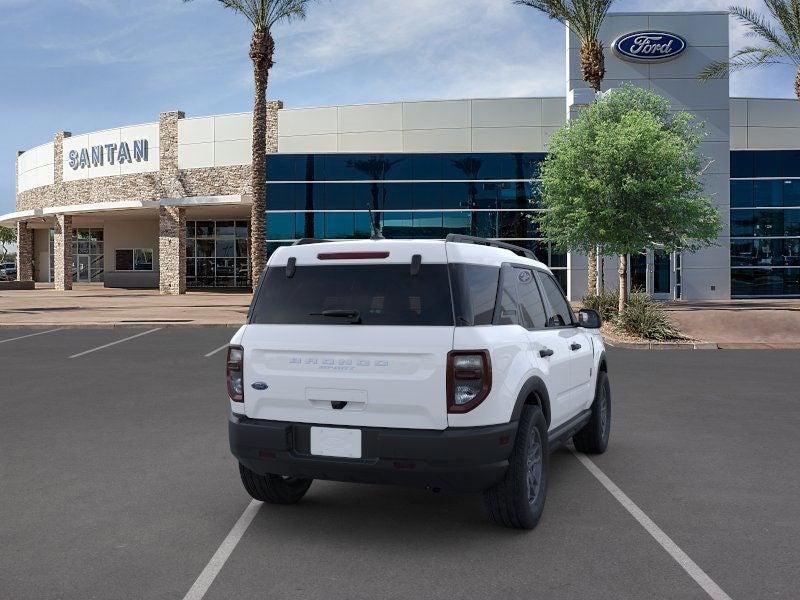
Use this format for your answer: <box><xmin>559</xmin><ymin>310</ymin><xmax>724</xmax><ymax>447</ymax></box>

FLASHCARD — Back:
<box><xmin>581</xmin><ymin>290</ymin><xmax>620</xmax><ymax>322</ymax></box>
<box><xmin>616</xmin><ymin>293</ymin><xmax>684</xmax><ymax>341</ymax></box>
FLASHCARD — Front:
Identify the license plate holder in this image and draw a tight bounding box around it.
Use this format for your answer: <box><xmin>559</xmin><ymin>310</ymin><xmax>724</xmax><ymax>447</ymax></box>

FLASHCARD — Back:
<box><xmin>310</xmin><ymin>426</ymin><xmax>362</xmax><ymax>459</ymax></box>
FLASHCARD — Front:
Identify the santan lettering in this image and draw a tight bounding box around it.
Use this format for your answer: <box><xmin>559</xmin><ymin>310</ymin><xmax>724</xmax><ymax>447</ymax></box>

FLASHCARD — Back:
<box><xmin>629</xmin><ymin>35</ymin><xmax>674</xmax><ymax>56</ymax></box>
<box><xmin>68</xmin><ymin>139</ymin><xmax>148</xmax><ymax>170</ymax></box>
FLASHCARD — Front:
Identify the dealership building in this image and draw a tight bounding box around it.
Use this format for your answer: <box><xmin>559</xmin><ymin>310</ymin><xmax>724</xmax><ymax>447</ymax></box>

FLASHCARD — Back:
<box><xmin>4</xmin><ymin>10</ymin><xmax>800</xmax><ymax>299</ymax></box>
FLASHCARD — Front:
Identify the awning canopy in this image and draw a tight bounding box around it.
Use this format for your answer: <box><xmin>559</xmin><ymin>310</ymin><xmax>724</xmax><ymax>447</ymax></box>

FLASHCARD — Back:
<box><xmin>0</xmin><ymin>194</ymin><xmax>247</xmax><ymax>227</ymax></box>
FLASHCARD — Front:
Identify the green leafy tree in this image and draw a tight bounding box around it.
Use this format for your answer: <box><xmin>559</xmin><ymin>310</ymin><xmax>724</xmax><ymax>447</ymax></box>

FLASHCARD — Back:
<box><xmin>537</xmin><ymin>85</ymin><xmax>722</xmax><ymax>311</ymax></box>
<box><xmin>184</xmin><ymin>0</ymin><xmax>314</xmax><ymax>285</ymax></box>
<box><xmin>699</xmin><ymin>2</ymin><xmax>800</xmax><ymax>100</ymax></box>
<box><xmin>515</xmin><ymin>0</ymin><xmax>616</xmax><ymax>293</ymax></box>
<box><xmin>0</xmin><ymin>226</ymin><xmax>15</xmax><ymax>263</ymax></box>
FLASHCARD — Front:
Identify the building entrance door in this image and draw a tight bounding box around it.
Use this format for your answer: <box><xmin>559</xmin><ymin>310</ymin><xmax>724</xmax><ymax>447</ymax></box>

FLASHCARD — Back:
<box><xmin>626</xmin><ymin>249</ymin><xmax>675</xmax><ymax>299</ymax></box>
<box><xmin>77</xmin><ymin>256</ymin><xmax>90</xmax><ymax>282</ymax></box>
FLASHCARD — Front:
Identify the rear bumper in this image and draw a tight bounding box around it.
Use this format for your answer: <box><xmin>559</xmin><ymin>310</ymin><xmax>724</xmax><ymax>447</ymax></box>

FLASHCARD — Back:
<box><xmin>229</xmin><ymin>414</ymin><xmax>517</xmax><ymax>493</ymax></box>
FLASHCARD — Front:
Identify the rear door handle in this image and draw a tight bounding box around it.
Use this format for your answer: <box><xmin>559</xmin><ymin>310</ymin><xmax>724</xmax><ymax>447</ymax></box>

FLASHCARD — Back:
<box><xmin>570</xmin><ymin>343</ymin><xmax>582</xmax><ymax>351</ymax></box>
<box><xmin>539</xmin><ymin>348</ymin><xmax>554</xmax><ymax>358</ymax></box>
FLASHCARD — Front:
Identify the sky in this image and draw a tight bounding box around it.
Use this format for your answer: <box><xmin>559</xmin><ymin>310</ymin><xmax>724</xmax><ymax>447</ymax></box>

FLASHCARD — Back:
<box><xmin>0</xmin><ymin>0</ymin><xmax>797</xmax><ymax>215</ymax></box>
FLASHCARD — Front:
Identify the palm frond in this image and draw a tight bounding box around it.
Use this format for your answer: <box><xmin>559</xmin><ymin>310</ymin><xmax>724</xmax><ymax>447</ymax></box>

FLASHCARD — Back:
<box><xmin>730</xmin><ymin>5</ymin><xmax>800</xmax><ymax>65</ymax></box>
<box><xmin>699</xmin><ymin>46</ymin><xmax>789</xmax><ymax>80</ymax></box>
<box><xmin>515</xmin><ymin>0</ymin><xmax>616</xmax><ymax>43</ymax></box>
<box><xmin>189</xmin><ymin>0</ymin><xmax>310</xmax><ymax>30</ymax></box>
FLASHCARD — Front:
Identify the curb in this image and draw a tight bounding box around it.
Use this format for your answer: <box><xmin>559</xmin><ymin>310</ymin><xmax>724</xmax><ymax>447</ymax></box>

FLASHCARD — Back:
<box><xmin>604</xmin><ymin>339</ymin><xmax>719</xmax><ymax>350</ymax></box>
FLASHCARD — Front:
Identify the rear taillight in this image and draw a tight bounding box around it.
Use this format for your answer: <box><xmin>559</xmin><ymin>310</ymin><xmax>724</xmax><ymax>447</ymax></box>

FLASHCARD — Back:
<box><xmin>227</xmin><ymin>345</ymin><xmax>244</xmax><ymax>402</ymax></box>
<box><xmin>447</xmin><ymin>350</ymin><xmax>492</xmax><ymax>413</ymax></box>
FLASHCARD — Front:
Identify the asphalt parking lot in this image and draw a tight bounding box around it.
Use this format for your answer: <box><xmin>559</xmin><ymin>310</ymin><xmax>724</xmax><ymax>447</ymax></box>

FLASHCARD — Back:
<box><xmin>1</xmin><ymin>327</ymin><xmax>798</xmax><ymax>600</ymax></box>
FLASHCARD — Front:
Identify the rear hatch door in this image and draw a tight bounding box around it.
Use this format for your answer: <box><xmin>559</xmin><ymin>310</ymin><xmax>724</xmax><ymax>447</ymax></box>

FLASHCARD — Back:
<box><xmin>243</xmin><ymin>242</ymin><xmax>454</xmax><ymax>430</ymax></box>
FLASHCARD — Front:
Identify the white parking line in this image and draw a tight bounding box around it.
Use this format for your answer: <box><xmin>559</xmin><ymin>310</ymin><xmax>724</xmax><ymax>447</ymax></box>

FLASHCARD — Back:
<box><xmin>182</xmin><ymin>500</ymin><xmax>262</xmax><ymax>600</ymax></box>
<box><xmin>0</xmin><ymin>328</ymin><xmax>63</xmax><ymax>345</ymax></box>
<box><xmin>204</xmin><ymin>343</ymin><xmax>229</xmax><ymax>358</ymax></box>
<box><xmin>68</xmin><ymin>328</ymin><xmax>162</xmax><ymax>359</ymax></box>
<box><xmin>571</xmin><ymin>450</ymin><xmax>733</xmax><ymax>600</ymax></box>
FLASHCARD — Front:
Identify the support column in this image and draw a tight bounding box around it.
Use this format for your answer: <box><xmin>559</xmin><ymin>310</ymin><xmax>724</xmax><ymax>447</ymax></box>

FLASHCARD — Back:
<box><xmin>53</xmin><ymin>214</ymin><xmax>73</xmax><ymax>291</ymax></box>
<box><xmin>16</xmin><ymin>221</ymin><xmax>34</xmax><ymax>282</ymax></box>
<box><xmin>159</xmin><ymin>205</ymin><xmax>185</xmax><ymax>295</ymax></box>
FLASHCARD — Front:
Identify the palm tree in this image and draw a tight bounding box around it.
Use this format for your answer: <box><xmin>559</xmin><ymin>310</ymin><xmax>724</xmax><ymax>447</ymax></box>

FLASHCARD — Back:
<box><xmin>699</xmin><ymin>2</ymin><xmax>800</xmax><ymax>101</ymax></box>
<box><xmin>185</xmin><ymin>0</ymin><xmax>313</xmax><ymax>286</ymax></box>
<box><xmin>515</xmin><ymin>0</ymin><xmax>615</xmax><ymax>294</ymax></box>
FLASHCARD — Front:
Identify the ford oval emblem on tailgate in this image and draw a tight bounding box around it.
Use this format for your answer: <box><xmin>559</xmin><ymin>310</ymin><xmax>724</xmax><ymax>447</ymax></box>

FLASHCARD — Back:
<box><xmin>251</xmin><ymin>381</ymin><xmax>269</xmax><ymax>391</ymax></box>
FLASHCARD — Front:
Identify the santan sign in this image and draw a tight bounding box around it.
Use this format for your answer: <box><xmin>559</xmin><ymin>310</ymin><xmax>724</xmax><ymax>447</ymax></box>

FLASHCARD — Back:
<box><xmin>68</xmin><ymin>139</ymin><xmax>149</xmax><ymax>170</ymax></box>
<box><xmin>613</xmin><ymin>31</ymin><xmax>687</xmax><ymax>62</ymax></box>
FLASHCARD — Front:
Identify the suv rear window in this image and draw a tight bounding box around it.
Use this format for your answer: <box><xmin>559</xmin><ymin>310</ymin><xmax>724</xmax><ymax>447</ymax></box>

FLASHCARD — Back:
<box><xmin>250</xmin><ymin>264</ymin><xmax>454</xmax><ymax>326</ymax></box>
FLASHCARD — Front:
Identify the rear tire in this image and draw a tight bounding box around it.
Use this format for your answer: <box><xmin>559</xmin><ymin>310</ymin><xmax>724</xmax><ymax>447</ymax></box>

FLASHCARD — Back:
<box><xmin>238</xmin><ymin>463</ymin><xmax>312</xmax><ymax>504</ymax></box>
<box><xmin>483</xmin><ymin>405</ymin><xmax>549</xmax><ymax>530</ymax></box>
<box><xmin>573</xmin><ymin>371</ymin><xmax>611</xmax><ymax>454</ymax></box>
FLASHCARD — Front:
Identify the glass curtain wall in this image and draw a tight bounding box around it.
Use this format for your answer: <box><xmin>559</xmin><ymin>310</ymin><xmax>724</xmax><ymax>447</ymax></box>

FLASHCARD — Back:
<box><xmin>264</xmin><ymin>153</ymin><xmax>568</xmax><ymax>290</ymax></box>
<box><xmin>731</xmin><ymin>151</ymin><xmax>800</xmax><ymax>297</ymax></box>
<box><xmin>186</xmin><ymin>220</ymin><xmax>251</xmax><ymax>288</ymax></box>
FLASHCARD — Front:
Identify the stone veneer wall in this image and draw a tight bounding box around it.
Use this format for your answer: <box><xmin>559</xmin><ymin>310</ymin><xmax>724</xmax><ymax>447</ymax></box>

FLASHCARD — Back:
<box><xmin>16</xmin><ymin>102</ymin><xmax>283</xmax><ymax>211</ymax></box>
<box><xmin>53</xmin><ymin>214</ymin><xmax>73</xmax><ymax>291</ymax></box>
<box><xmin>15</xmin><ymin>222</ymin><xmax>33</xmax><ymax>281</ymax></box>
<box><xmin>158</xmin><ymin>206</ymin><xmax>186</xmax><ymax>295</ymax></box>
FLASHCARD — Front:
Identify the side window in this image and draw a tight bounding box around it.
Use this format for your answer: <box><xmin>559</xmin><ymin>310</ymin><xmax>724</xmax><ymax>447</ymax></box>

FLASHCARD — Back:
<box><xmin>539</xmin><ymin>271</ymin><xmax>574</xmax><ymax>327</ymax></box>
<box><xmin>514</xmin><ymin>267</ymin><xmax>547</xmax><ymax>329</ymax></box>
<box><xmin>494</xmin><ymin>266</ymin><xmax>519</xmax><ymax>325</ymax></box>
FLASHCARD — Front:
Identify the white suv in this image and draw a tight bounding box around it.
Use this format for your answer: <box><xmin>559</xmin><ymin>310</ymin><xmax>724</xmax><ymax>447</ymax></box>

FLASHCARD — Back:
<box><xmin>227</xmin><ymin>235</ymin><xmax>610</xmax><ymax>529</ymax></box>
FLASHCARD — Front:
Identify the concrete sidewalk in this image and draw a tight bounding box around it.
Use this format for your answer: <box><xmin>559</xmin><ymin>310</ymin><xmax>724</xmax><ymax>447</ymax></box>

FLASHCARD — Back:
<box><xmin>0</xmin><ymin>284</ymin><xmax>251</xmax><ymax>327</ymax></box>
<box><xmin>665</xmin><ymin>300</ymin><xmax>800</xmax><ymax>349</ymax></box>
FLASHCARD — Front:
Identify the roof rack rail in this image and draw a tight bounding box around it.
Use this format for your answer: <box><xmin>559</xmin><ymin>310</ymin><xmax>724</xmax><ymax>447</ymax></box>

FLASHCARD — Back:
<box><xmin>444</xmin><ymin>234</ymin><xmax>535</xmax><ymax>260</ymax></box>
<box><xmin>292</xmin><ymin>238</ymin><xmax>333</xmax><ymax>246</ymax></box>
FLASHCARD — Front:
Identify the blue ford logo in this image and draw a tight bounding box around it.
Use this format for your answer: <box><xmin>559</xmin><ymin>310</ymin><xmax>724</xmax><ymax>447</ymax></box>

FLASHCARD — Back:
<box><xmin>613</xmin><ymin>31</ymin><xmax>686</xmax><ymax>62</ymax></box>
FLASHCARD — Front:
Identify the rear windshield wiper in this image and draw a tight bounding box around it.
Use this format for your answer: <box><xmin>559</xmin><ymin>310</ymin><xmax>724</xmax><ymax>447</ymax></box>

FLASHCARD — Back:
<box><xmin>309</xmin><ymin>309</ymin><xmax>362</xmax><ymax>324</ymax></box>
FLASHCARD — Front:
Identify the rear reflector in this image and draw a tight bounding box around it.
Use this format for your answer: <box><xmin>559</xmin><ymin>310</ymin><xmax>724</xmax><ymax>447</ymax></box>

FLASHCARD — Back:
<box><xmin>317</xmin><ymin>252</ymin><xmax>390</xmax><ymax>260</ymax></box>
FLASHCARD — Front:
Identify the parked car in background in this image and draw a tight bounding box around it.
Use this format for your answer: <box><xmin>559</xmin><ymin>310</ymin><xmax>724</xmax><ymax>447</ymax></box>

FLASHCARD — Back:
<box><xmin>0</xmin><ymin>262</ymin><xmax>16</xmax><ymax>281</ymax></box>
<box><xmin>226</xmin><ymin>235</ymin><xmax>610</xmax><ymax>529</ymax></box>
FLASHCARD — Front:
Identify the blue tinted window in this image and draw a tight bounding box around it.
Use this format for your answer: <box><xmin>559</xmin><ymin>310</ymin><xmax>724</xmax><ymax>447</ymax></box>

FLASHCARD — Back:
<box><xmin>412</xmin><ymin>183</ymin><xmax>442</xmax><ymax>210</ymax></box>
<box><xmin>730</xmin><ymin>151</ymin><xmax>754</xmax><ymax>178</ymax></box>
<box><xmin>354</xmin><ymin>212</ymin><xmax>372</xmax><ymax>238</ymax></box>
<box><xmin>299</xmin><ymin>183</ymin><xmax>324</xmax><ymax>211</ymax></box>
<box><xmin>324</xmin><ymin>212</ymin><xmax>354</xmax><ymax>238</ymax></box>
<box><xmin>754</xmin><ymin>180</ymin><xmax>783</xmax><ymax>207</ymax></box>
<box><xmin>731</xmin><ymin>211</ymin><xmax>753</xmax><ymax>237</ymax></box>
<box><xmin>382</xmin><ymin>212</ymin><xmax>414</xmax><ymax>238</ymax></box>
<box><xmin>783</xmin><ymin>180</ymin><xmax>800</xmax><ymax>207</ymax></box>
<box><xmin>412</xmin><ymin>155</ymin><xmax>442</xmax><ymax>180</ymax></box>
<box><xmin>754</xmin><ymin>151</ymin><xmax>783</xmax><ymax>177</ymax></box>
<box><xmin>442</xmin><ymin>183</ymin><xmax>469</xmax><ymax>209</ymax></box>
<box><xmin>266</xmin><ymin>155</ymin><xmax>297</xmax><ymax>181</ymax></box>
<box><xmin>267</xmin><ymin>184</ymin><xmax>298</xmax><ymax>210</ymax></box>
<box><xmin>730</xmin><ymin>181</ymin><xmax>753</xmax><ymax>208</ymax></box>
<box><xmin>473</xmin><ymin>212</ymin><xmax>497</xmax><ymax>238</ymax></box>
<box><xmin>388</xmin><ymin>182</ymin><xmax>413</xmax><ymax>210</ymax></box>
<box><xmin>413</xmin><ymin>212</ymin><xmax>444</xmax><ymax>237</ymax></box>
<box><xmin>781</xmin><ymin>150</ymin><xmax>800</xmax><ymax>177</ymax></box>
<box><xmin>325</xmin><ymin>183</ymin><xmax>354</xmax><ymax>210</ymax></box>
<box><xmin>443</xmin><ymin>211</ymin><xmax>471</xmax><ymax>235</ymax></box>
<box><xmin>265</xmin><ymin>213</ymin><xmax>294</xmax><ymax>240</ymax></box>
<box><xmin>294</xmin><ymin>212</ymin><xmax>323</xmax><ymax>239</ymax></box>
<box><xmin>786</xmin><ymin>210</ymin><xmax>800</xmax><ymax>235</ymax></box>
<box><xmin>732</xmin><ymin>268</ymin><xmax>800</xmax><ymax>296</ymax></box>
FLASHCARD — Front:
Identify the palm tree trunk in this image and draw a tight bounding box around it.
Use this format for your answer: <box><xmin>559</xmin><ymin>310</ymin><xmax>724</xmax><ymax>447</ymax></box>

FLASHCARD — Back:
<box><xmin>581</xmin><ymin>39</ymin><xmax>604</xmax><ymax>295</ymax></box>
<box><xmin>587</xmin><ymin>248</ymin><xmax>598</xmax><ymax>295</ymax></box>
<box><xmin>580</xmin><ymin>40</ymin><xmax>605</xmax><ymax>93</ymax></box>
<box><xmin>249</xmin><ymin>29</ymin><xmax>274</xmax><ymax>288</ymax></box>
<box><xmin>618</xmin><ymin>254</ymin><xmax>628</xmax><ymax>313</ymax></box>
<box><xmin>796</xmin><ymin>67</ymin><xmax>800</xmax><ymax>102</ymax></box>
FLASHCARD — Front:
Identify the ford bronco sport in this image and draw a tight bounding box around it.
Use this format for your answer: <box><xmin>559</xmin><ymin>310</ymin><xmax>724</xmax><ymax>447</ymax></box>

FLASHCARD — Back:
<box><xmin>228</xmin><ymin>235</ymin><xmax>610</xmax><ymax>529</ymax></box>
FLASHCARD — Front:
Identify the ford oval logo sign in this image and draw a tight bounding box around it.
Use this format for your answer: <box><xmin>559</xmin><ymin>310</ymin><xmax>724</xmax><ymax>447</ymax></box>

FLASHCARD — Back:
<box><xmin>613</xmin><ymin>31</ymin><xmax>686</xmax><ymax>63</ymax></box>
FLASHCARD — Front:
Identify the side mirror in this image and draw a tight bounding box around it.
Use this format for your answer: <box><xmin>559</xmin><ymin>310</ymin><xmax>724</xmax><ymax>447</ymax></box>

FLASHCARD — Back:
<box><xmin>578</xmin><ymin>308</ymin><xmax>602</xmax><ymax>329</ymax></box>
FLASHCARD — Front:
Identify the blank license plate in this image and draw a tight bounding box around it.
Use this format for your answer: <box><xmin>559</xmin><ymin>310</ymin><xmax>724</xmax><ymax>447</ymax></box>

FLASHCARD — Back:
<box><xmin>310</xmin><ymin>427</ymin><xmax>362</xmax><ymax>458</ymax></box>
